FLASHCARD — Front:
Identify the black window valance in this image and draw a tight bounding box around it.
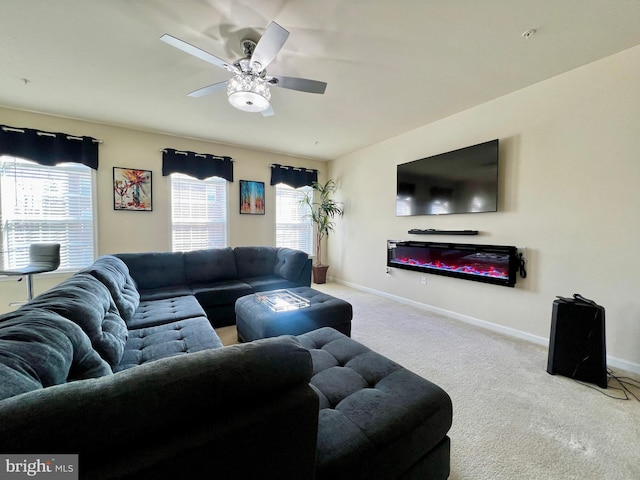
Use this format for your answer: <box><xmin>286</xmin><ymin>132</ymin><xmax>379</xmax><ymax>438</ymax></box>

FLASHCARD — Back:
<box><xmin>162</xmin><ymin>148</ymin><xmax>233</xmax><ymax>181</ymax></box>
<box><xmin>270</xmin><ymin>164</ymin><xmax>318</xmax><ymax>189</ymax></box>
<box><xmin>0</xmin><ymin>125</ymin><xmax>100</xmax><ymax>169</ymax></box>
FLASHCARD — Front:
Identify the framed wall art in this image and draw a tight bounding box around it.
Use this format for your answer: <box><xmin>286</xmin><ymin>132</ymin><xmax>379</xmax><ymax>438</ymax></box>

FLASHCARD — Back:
<box><xmin>239</xmin><ymin>180</ymin><xmax>265</xmax><ymax>215</ymax></box>
<box><xmin>113</xmin><ymin>167</ymin><xmax>152</xmax><ymax>211</ymax></box>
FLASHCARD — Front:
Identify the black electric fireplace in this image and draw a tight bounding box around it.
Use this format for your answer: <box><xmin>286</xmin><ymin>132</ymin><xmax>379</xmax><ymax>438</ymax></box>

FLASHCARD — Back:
<box><xmin>387</xmin><ymin>240</ymin><xmax>518</xmax><ymax>287</ymax></box>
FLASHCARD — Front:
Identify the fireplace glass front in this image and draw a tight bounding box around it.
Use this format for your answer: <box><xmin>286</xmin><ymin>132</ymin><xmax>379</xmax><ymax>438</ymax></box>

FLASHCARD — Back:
<box><xmin>387</xmin><ymin>240</ymin><xmax>518</xmax><ymax>287</ymax></box>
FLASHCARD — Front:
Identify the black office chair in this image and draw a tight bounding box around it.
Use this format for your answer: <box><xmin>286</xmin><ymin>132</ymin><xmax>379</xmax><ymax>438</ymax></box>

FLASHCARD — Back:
<box><xmin>0</xmin><ymin>243</ymin><xmax>61</xmax><ymax>304</ymax></box>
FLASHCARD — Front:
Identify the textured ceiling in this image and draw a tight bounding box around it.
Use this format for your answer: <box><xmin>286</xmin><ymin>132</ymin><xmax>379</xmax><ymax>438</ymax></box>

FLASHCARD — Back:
<box><xmin>1</xmin><ymin>0</ymin><xmax>639</xmax><ymax>160</ymax></box>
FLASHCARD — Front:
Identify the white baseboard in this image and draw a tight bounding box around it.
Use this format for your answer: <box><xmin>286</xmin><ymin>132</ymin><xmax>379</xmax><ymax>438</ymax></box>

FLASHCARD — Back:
<box><xmin>333</xmin><ymin>278</ymin><xmax>640</xmax><ymax>376</ymax></box>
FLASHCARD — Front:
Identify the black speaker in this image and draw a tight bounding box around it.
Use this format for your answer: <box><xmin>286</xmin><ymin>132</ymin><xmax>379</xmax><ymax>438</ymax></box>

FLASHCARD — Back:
<box><xmin>547</xmin><ymin>295</ymin><xmax>607</xmax><ymax>388</ymax></box>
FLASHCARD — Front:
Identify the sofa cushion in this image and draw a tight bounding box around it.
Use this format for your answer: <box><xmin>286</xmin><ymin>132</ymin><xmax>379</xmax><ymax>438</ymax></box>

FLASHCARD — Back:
<box><xmin>126</xmin><ymin>295</ymin><xmax>206</xmax><ymax>330</ymax></box>
<box><xmin>116</xmin><ymin>251</ymin><xmax>187</xmax><ymax>290</ymax></box>
<box><xmin>0</xmin><ymin>336</ymin><xmax>317</xmax><ymax>480</ymax></box>
<box><xmin>115</xmin><ymin>317</ymin><xmax>223</xmax><ymax>371</ymax></box>
<box><xmin>192</xmin><ymin>280</ymin><xmax>253</xmax><ymax>307</ymax></box>
<box><xmin>81</xmin><ymin>255</ymin><xmax>140</xmax><ymax>322</ymax></box>
<box><xmin>0</xmin><ymin>363</ymin><xmax>42</xmax><ymax>401</ymax></box>
<box><xmin>24</xmin><ymin>273</ymin><xmax>128</xmax><ymax>369</ymax></box>
<box><xmin>136</xmin><ymin>285</ymin><xmax>194</xmax><ymax>301</ymax></box>
<box><xmin>0</xmin><ymin>310</ymin><xmax>111</xmax><ymax>401</ymax></box>
<box><xmin>185</xmin><ymin>247</ymin><xmax>238</xmax><ymax>284</ymax></box>
<box><xmin>296</xmin><ymin>327</ymin><xmax>453</xmax><ymax>480</ymax></box>
<box><xmin>234</xmin><ymin>246</ymin><xmax>278</xmax><ymax>278</ymax></box>
<box><xmin>274</xmin><ymin>248</ymin><xmax>310</xmax><ymax>282</ymax></box>
<box><xmin>240</xmin><ymin>275</ymin><xmax>301</xmax><ymax>293</ymax></box>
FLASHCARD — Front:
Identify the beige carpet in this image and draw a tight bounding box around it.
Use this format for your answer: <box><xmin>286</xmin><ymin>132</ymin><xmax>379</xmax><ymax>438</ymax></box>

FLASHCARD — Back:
<box><xmin>215</xmin><ymin>325</ymin><xmax>238</xmax><ymax>346</ymax></box>
<box><xmin>217</xmin><ymin>283</ymin><xmax>640</xmax><ymax>479</ymax></box>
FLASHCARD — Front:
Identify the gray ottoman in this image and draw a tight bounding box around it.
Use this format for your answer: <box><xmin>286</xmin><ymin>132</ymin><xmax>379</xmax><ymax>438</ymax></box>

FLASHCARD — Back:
<box><xmin>296</xmin><ymin>327</ymin><xmax>452</xmax><ymax>480</ymax></box>
<box><xmin>235</xmin><ymin>286</ymin><xmax>352</xmax><ymax>342</ymax></box>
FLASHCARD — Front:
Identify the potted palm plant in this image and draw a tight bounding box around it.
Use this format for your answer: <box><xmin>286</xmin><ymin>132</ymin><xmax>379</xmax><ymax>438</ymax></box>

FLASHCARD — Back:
<box><xmin>301</xmin><ymin>179</ymin><xmax>344</xmax><ymax>284</ymax></box>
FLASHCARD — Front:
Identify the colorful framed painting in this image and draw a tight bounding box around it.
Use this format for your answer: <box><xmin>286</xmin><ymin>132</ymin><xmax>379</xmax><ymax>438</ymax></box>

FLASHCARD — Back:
<box><xmin>113</xmin><ymin>167</ymin><xmax>152</xmax><ymax>211</ymax></box>
<box><xmin>239</xmin><ymin>180</ymin><xmax>265</xmax><ymax>215</ymax></box>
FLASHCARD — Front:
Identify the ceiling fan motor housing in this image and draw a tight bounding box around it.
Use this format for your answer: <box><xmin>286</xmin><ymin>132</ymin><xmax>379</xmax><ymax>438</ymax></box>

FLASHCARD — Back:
<box><xmin>241</xmin><ymin>38</ymin><xmax>257</xmax><ymax>57</ymax></box>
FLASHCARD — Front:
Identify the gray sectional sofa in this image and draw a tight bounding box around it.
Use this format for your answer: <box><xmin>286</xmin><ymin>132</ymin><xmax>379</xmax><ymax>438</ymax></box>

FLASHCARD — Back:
<box><xmin>116</xmin><ymin>246</ymin><xmax>312</xmax><ymax>327</ymax></box>
<box><xmin>0</xmin><ymin>247</ymin><xmax>452</xmax><ymax>479</ymax></box>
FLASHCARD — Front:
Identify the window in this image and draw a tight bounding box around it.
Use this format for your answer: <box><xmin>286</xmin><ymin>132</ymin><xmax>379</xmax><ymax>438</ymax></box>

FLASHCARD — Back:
<box><xmin>171</xmin><ymin>174</ymin><xmax>227</xmax><ymax>252</ymax></box>
<box><xmin>0</xmin><ymin>156</ymin><xmax>95</xmax><ymax>271</ymax></box>
<box><xmin>275</xmin><ymin>184</ymin><xmax>313</xmax><ymax>254</ymax></box>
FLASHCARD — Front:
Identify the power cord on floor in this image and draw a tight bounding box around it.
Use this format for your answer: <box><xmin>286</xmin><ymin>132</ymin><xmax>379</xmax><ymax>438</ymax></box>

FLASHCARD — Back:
<box><xmin>574</xmin><ymin>369</ymin><xmax>640</xmax><ymax>401</ymax></box>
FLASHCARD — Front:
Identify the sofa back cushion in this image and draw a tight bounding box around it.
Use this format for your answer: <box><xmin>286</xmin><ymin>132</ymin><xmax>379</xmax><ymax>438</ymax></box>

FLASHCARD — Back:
<box><xmin>184</xmin><ymin>248</ymin><xmax>238</xmax><ymax>284</ymax></box>
<box><xmin>273</xmin><ymin>248</ymin><xmax>310</xmax><ymax>283</ymax></box>
<box><xmin>0</xmin><ymin>309</ymin><xmax>111</xmax><ymax>401</ymax></box>
<box><xmin>25</xmin><ymin>273</ymin><xmax>128</xmax><ymax>369</ymax></box>
<box><xmin>234</xmin><ymin>247</ymin><xmax>278</xmax><ymax>278</ymax></box>
<box><xmin>116</xmin><ymin>252</ymin><xmax>187</xmax><ymax>290</ymax></box>
<box><xmin>81</xmin><ymin>255</ymin><xmax>140</xmax><ymax>322</ymax></box>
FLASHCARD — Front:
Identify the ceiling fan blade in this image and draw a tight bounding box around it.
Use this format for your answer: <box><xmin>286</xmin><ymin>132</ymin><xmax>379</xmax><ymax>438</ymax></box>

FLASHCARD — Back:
<box><xmin>249</xmin><ymin>22</ymin><xmax>289</xmax><ymax>72</ymax></box>
<box><xmin>261</xmin><ymin>105</ymin><xmax>275</xmax><ymax>117</ymax></box>
<box><xmin>188</xmin><ymin>81</ymin><xmax>228</xmax><ymax>97</ymax></box>
<box><xmin>160</xmin><ymin>34</ymin><xmax>237</xmax><ymax>72</ymax></box>
<box><xmin>268</xmin><ymin>76</ymin><xmax>327</xmax><ymax>94</ymax></box>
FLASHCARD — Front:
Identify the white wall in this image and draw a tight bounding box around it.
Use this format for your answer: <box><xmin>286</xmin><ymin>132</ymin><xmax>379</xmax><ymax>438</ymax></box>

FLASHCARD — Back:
<box><xmin>0</xmin><ymin>107</ymin><xmax>326</xmax><ymax>312</ymax></box>
<box><xmin>328</xmin><ymin>44</ymin><xmax>640</xmax><ymax>371</ymax></box>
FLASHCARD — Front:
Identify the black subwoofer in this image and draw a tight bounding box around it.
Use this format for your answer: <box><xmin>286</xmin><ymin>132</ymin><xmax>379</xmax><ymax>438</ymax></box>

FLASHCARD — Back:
<box><xmin>547</xmin><ymin>295</ymin><xmax>607</xmax><ymax>388</ymax></box>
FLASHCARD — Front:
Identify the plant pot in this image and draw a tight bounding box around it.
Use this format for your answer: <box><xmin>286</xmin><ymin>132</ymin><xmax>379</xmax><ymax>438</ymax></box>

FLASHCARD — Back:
<box><xmin>312</xmin><ymin>265</ymin><xmax>329</xmax><ymax>284</ymax></box>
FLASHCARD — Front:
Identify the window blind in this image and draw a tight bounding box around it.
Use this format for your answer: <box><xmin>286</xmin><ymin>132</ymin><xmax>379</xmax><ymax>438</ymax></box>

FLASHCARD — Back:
<box><xmin>275</xmin><ymin>184</ymin><xmax>313</xmax><ymax>254</ymax></box>
<box><xmin>171</xmin><ymin>174</ymin><xmax>227</xmax><ymax>252</ymax></box>
<box><xmin>0</xmin><ymin>156</ymin><xmax>95</xmax><ymax>270</ymax></box>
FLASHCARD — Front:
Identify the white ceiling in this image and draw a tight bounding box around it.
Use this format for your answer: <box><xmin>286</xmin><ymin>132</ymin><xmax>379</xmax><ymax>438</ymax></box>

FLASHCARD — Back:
<box><xmin>1</xmin><ymin>0</ymin><xmax>639</xmax><ymax>161</ymax></box>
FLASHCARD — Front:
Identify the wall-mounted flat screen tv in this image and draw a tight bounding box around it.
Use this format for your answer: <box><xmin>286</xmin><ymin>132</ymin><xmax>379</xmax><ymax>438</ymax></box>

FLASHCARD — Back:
<box><xmin>396</xmin><ymin>139</ymin><xmax>499</xmax><ymax>216</ymax></box>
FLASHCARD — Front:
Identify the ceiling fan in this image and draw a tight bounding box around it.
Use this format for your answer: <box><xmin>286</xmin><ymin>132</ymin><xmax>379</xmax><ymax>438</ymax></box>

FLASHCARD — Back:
<box><xmin>160</xmin><ymin>22</ymin><xmax>327</xmax><ymax>116</ymax></box>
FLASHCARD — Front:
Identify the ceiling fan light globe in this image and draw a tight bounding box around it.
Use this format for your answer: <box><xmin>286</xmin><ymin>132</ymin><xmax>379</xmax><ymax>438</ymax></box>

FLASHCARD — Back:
<box><xmin>228</xmin><ymin>91</ymin><xmax>270</xmax><ymax>112</ymax></box>
<box><xmin>227</xmin><ymin>74</ymin><xmax>271</xmax><ymax>113</ymax></box>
